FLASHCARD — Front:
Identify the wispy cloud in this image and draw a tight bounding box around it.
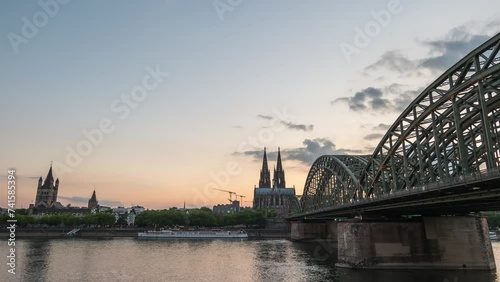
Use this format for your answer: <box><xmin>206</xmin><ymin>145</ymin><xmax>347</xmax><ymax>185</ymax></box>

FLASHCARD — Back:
<box><xmin>335</xmin><ymin>22</ymin><xmax>499</xmax><ymax>115</ymax></box>
<box><xmin>58</xmin><ymin>196</ymin><xmax>123</xmax><ymax>207</ymax></box>
<box><xmin>280</xmin><ymin>121</ymin><xmax>314</xmax><ymax>131</ymax></box>
<box><xmin>364</xmin><ymin>133</ymin><xmax>384</xmax><ymax>141</ymax></box>
<box><xmin>257</xmin><ymin>114</ymin><xmax>273</xmax><ymax>120</ymax></box>
<box><xmin>365</xmin><ymin>21</ymin><xmax>499</xmax><ymax>73</ymax></box>
<box><xmin>373</xmin><ymin>123</ymin><xmax>391</xmax><ymax>131</ymax></box>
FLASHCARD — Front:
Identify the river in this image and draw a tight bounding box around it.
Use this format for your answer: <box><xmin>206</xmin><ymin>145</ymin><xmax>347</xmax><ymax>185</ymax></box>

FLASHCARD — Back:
<box><xmin>1</xmin><ymin>238</ymin><xmax>500</xmax><ymax>281</ymax></box>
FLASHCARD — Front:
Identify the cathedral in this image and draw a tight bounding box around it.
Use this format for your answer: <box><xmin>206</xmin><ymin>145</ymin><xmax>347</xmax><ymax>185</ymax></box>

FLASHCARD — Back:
<box><xmin>34</xmin><ymin>164</ymin><xmax>61</xmax><ymax>208</ymax></box>
<box><xmin>253</xmin><ymin>147</ymin><xmax>296</xmax><ymax>216</ymax></box>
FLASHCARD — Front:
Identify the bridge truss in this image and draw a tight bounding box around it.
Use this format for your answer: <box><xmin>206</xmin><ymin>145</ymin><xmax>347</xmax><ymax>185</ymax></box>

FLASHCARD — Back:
<box><xmin>294</xmin><ymin>33</ymin><xmax>500</xmax><ymax>219</ymax></box>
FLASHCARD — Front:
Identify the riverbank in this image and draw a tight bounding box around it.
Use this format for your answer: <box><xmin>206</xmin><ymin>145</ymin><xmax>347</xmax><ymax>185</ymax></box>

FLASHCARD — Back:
<box><xmin>0</xmin><ymin>227</ymin><xmax>291</xmax><ymax>239</ymax></box>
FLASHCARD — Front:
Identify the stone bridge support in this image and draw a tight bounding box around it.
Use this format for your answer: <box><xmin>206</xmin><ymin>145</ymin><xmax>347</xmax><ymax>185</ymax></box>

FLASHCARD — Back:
<box><xmin>337</xmin><ymin>216</ymin><xmax>495</xmax><ymax>269</ymax></box>
<box><xmin>292</xmin><ymin>216</ymin><xmax>495</xmax><ymax>269</ymax></box>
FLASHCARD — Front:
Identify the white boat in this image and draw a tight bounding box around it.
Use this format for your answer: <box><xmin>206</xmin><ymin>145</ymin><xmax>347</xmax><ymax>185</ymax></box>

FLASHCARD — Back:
<box><xmin>138</xmin><ymin>229</ymin><xmax>248</xmax><ymax>239</ymax></box>
<box><xmin>490</xmin><ymin>231</ymin><xmax>497</xmax><ymax>241</ymax></box>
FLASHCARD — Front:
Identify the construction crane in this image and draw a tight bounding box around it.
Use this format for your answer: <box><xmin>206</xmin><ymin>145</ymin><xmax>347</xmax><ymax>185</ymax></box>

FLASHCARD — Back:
<box><xmin>212</xmin><ymin>188</ymin><xmax>236</xmax><ymax>204</ymax></box>
<box><xmin>235</xmin><ymin>194</ymin><xmax>246</xmax><ymax>203</ymax></box>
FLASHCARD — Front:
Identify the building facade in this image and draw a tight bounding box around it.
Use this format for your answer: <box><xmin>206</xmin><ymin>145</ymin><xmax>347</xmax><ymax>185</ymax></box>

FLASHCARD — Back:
<box><xmin>213</xmin><ymin>201</ymin><xmax>240</xmax><ymax>215</ymax></box>
<box><xmin>253</xmin><ymin>148</ymin><xmax>296</xmax><ymax>216</ymax></box>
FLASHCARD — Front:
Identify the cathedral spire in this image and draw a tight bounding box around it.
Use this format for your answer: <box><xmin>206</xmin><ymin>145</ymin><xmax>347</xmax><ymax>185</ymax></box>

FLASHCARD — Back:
<box><xmin>274</xmin><ymin>147</ymin><xmax>286</xmax><ymax>188</ymax></box>
<box><xmin>258</xmin><ymin>147</ymin><xmax>271</xmax><ymax>188</ymax></box>
<box><xmin>88</xmin><ymin>189</ymin><xmax>98</xmax><ymax>209</ymax></box>
<box><xmin>90</xmin><ymin>190</ymin><xmax>97</xmax><ymax>201</ymax></box>
<box><xmin>276</xmin><ymin>147</ymin><xmax>283</xmax><ymax>172</ymax></box>
<box><xmin>45</xmin><ymin>163</ymin><xmax>54</xmax><ymax>185</ymax></box>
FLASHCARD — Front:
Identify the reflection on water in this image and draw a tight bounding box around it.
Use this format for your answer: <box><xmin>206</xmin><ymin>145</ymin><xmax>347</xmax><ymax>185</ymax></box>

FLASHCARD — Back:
<box><xmin>0</xmin><ymin>238</ymin><xmax>499</xmax><ymax>282</ymax></box>
<box><xmin>20</xmin><ymin>239</ymin><xmax>51</xmax><ymax>282</ymax></box>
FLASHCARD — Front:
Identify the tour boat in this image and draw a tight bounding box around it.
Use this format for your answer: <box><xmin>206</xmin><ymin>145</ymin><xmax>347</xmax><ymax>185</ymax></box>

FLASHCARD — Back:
<box><xmin>138</xmin><ymin>229</ymin><xmax>248</xmax><ymax>239</ymax></box>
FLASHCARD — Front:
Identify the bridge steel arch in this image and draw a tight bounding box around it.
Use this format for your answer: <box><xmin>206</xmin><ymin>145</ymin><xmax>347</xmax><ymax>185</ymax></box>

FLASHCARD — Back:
<box><xmin>298</xmin><ymin>33</ymin><xmax>500</xmax><ymax>216</ymax></box>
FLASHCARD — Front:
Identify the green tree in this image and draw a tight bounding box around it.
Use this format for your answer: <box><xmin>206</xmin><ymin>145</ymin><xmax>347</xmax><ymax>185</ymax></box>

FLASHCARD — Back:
<box><xmin>116</xmin><ymin>216</ymin><xmax>128</xmax><ymax>226</ymax></box>
<box><xmin>95</xmin><ymin>213</ymin><xmax>116</xmax><ymax>226</ymax></box>
<box><xmin>188</xmin><ymin>209</ymin><xmax>216</xmax><ymax>227</ymax></box>
<box><xmin>483</xmin><ymin>212</ymin><xmax>500</xmax><ymax>229</ymax></box>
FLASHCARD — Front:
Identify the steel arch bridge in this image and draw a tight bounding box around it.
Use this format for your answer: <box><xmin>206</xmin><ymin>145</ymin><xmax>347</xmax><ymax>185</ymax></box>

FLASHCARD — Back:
<box><xmin>289</xmin><ymin>33</ymin><xmax>500</xmax><ymax>220</ymax></box>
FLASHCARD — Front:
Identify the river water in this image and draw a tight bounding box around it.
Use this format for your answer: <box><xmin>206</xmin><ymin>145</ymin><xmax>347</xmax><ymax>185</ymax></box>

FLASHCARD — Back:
<box><xmin>1</xmin><ymin>238</ymin><xmax>500</xmax><ymax>282</ymax></box>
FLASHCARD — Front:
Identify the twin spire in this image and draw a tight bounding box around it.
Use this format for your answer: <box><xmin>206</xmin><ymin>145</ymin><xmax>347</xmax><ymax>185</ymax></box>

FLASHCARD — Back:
<box><xmin>258</xmin><ymin>147</ymin><xmax>286</xmax><ymax>188</ymax></box>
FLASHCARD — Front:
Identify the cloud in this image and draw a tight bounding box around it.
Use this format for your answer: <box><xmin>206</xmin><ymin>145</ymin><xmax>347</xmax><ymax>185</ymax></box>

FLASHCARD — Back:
<box><xmin>58</xmin><ymin>196</ymin><xmax>123</xmax><ymax>207</ymax></box>
<box><xmin>0</xmin><ymin>174</ymin><xmax>40</xmax><ymax>180</ymax></box>
<box><xmin>364</xmin><ymin>22</ymin><xmax>499</xmax><ymax>74</ymax></box>
<box><xmin>373</xmin><ymin>123</ymin><xmax>391</xmax><ymax>131</ymax></box>
<box><xmin>364</xmin><ymin>133</ymin><xmax>384</xmax><ymax>141</ymax></box>
<box><xmin>332</xmin><ymin>87</ymin><xmax>392</xmax><ymax>112</ymax></box>
<box><xmin>257</xmin><ymin>114</ymin><xmax>273</xmax><ymax>120</ymax></box>
<box><xmin>420</xmin><ymin>31</ymin><xmax>490</xmax><ymax>71</ymax></box>
<box><xmin>280</xmin><ymin>121</ymin><xmax>314</xmax><ymax>131</ymax></box>
<box><xmin>284</xmin><ymin>139</ymin><xmax>364</xmax><ymax>165</ymax></box>
<box><xmin>233</xmin><ymin>149</ymin><xmax>277</xmax><ymax>161</ymax></box>
<box><xmin>365</xmin><ymin>50</ymin><xmax>417</xmax><ymax>73</ymax></box>
<box><xmin>99</xmin><ymin>200</ymin><xmax>124</xmax><ymax>207</ymax></box>
<box><xmin>234</xmin><ymin>138</ymin><xmax>364</xmax><ymax>166</ymax></box>
<box><xmin>332</xmin><ymin>84</ymin><xmax>422</xmax><ymax>114</ymax></box>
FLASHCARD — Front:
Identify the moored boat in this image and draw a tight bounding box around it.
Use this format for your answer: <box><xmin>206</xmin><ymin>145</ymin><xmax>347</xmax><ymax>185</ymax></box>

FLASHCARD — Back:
<box><xmin>489</xmin><ymin>231</ymin><xmax>497</xmax><ymax>241</ymax></box>
<box><xmin>138</xmin><ymin>229</ymin><xmax>248</xmax><ymax>239</ymax></box>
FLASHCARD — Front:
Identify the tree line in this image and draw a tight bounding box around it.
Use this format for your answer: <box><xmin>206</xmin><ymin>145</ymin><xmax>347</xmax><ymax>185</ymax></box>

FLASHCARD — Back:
<box><xmin>0</xmin><ymin>213</ymin><xmax>116</xmax><ymax>227</ymax></box>
<box><xmin>134</xmin><ymin>208</ymin><xmax>269</xmax><ymax>227</ymax></box>
<box><xmin>0</xmin><ymin>207</ymin><xmax>271</xmax><ymax>228</ymax></box>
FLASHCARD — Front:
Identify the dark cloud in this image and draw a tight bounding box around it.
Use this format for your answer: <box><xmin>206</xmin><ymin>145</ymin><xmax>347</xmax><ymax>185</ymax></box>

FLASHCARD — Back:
<box><xmin>365</xmin><ymin>51</ymin><xmax>416</xmax><ymax>73</ymax></box>
<box><xmin>373</xmin><ymin>123</ymin><xmax>391</xmax><ymax>131</ymax></box>
<box><xmin>365</xmin><ymin>23</ymin><xmax>498</xmax><ymax>74</ymax></box>
<box><xmin>364</xmin><ymin>133</ymin><xmax>384</xmax><ymax>141</ymax></box>
<box><xmin>332</xmin><ymin>84</ymin><xmax>422</xmax><ymax>114</ymax></box>
<box><xmin>420</xmin><ymin>32</ymin><xmax>490</xmax><ymax>71</ymax></box>
<box><xmin>234</xmin><ymin>139</ymin><xmax>364</xmax><ymax>166</ymax></box>
<box><xmin>332</xmin><ymin>87</ymin><xmax>392</xmax><ymax>112</ymax></box>
<box><xmin>232</xmin><ymin>150</ymin><xmax>277</xmax><ymax>161</ymax></box>
<box><xmin>280</xmin><ymin>121</ymin><xmax>314</xmax><ymax>131</ymax></box>
<box><xmin>58</xmin><ymin>196</ymin><xmax>123</xmax><ymax>207</ymax></box>
<box><xmin>257</xmin><ymin>114</ymin><xmax>273</xmax><ymax>120</ymax></box>
<box><xmin>284</xmin><ymin>139</ymin><xmax>363</xmax><ymax>165</ymax></box>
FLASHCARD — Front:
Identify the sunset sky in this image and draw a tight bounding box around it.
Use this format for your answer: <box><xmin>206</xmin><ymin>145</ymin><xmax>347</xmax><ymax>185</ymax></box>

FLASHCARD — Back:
<box><xmin>1</xmin><ymin>0</ymin><xmax>499</xmax><ymax>209</ymax></box>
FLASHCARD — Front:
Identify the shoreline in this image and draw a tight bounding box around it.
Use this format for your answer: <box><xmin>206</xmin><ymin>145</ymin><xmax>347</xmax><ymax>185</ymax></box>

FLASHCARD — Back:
<box><xmin>0</xmin><ymin>228</ymin><xmax>291</xmax><ymax>239</ymax></box>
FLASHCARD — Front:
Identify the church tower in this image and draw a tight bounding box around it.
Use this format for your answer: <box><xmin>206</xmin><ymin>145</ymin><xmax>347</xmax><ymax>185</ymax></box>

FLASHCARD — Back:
<box><xmin>273</xmin><ymin>147</ymin><xmax>286</xmax><ymax>188</ymax></box>
<box><xmin>258</xmin><ymin>147</ymin><xmax>271</xmax><ymax>188</ymax></box>
<box><xmin>88</xmin><ymin>190</ymin><xmax>98</xmax><ymax>209</ymax></box>
<box><xmin>34</xmin><ymin>164</ymin><xmax>59</xmax><ymax>207</ymax></box>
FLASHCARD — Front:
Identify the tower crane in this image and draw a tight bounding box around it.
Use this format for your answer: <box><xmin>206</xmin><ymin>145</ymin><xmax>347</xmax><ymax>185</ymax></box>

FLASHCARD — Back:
<box><xmin>212</xmin><ymin>188</ymin><xmax>236</xmax><ymax>204</ymax></box>
<box><xmin>235</xmin><ymin>194</ymin><xmax>246</xmax><ymax>203</ymax></box>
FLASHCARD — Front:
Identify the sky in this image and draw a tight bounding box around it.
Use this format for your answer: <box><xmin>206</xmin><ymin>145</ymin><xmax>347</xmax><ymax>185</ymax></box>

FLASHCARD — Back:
<box><xmin>1</xmin><ymin>0</ymin><xmax>499</xmax><ymax>209</ymax></box>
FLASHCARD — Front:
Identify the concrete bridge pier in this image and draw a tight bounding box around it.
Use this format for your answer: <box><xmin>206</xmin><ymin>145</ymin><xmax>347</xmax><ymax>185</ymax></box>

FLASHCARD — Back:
<box><xmin>337</xmin><ymin>216</ymin><xmax>495</xmax><ymax>270</ymax></box>
<box><xmin>290</xmin><ymin>221</ymin><xmax>338</xmax><ymax>242</ymax></box>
